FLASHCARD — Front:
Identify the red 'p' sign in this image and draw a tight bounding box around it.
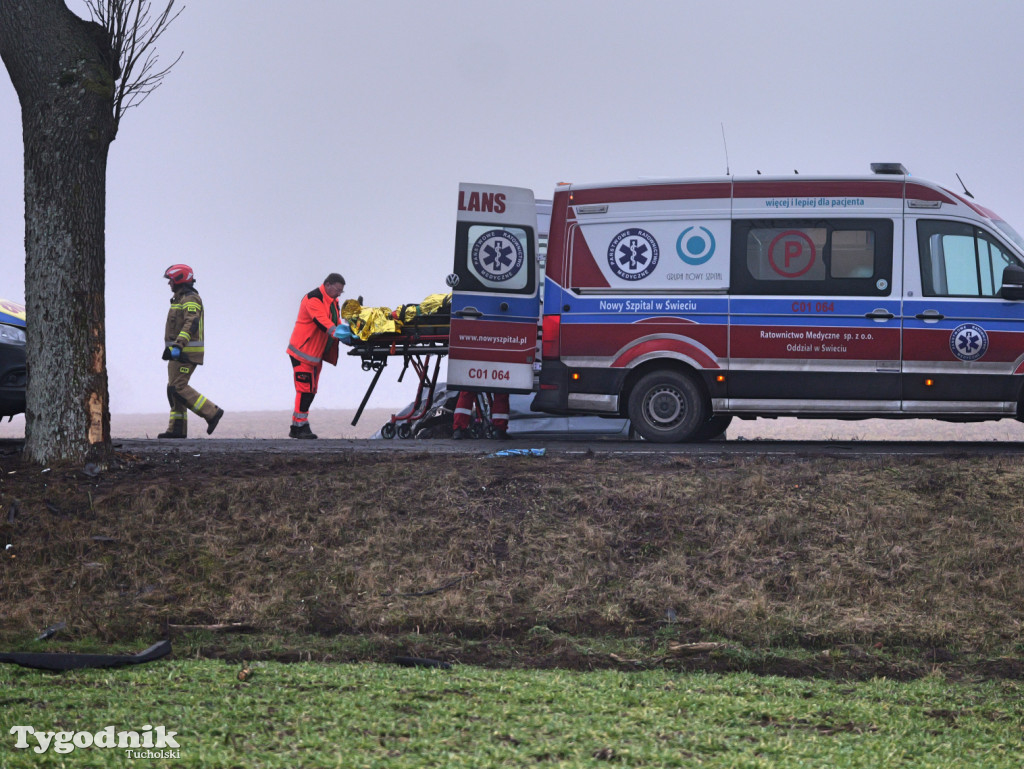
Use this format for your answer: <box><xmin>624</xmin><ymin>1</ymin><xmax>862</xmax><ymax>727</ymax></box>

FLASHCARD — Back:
<box><xmin>768</xmin><ymin>231</ymin><xmax>816</xmax><ymax>278</ymax></box>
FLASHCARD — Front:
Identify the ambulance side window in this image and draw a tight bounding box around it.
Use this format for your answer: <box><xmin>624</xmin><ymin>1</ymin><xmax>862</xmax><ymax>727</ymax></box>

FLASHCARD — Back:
<box><xmin>730</xmin><ymin>218</ymin><xmax>893</xmax><ymax>296</ymax></box>
<box><xmin>917</xmin><ymin>220</ymin><xmax>1018</xmax><ymax>298</ymax></box>
<box><xmin>831</xmin><ymin>231</ymin><xmax>877</xmax><ymax>278</ymax></box>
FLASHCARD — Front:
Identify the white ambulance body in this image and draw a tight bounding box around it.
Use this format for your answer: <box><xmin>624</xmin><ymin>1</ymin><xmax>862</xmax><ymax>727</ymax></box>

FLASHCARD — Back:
<box><xmin>448</xmin><ymin>164</ymin><xmax>1024</xmax><ymax>442</ymax></box>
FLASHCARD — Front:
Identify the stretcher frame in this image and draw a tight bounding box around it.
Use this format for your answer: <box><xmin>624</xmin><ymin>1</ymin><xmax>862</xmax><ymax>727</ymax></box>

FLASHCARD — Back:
<box><xmin>346</xmin><ymin>313</ymin><xmax>449</xmax><ymax>438</ymax></box>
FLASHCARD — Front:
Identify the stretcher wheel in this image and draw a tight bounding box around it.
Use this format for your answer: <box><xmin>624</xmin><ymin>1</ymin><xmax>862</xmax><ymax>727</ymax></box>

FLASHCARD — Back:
<box><xmin>381</xmin><ymin>422</ymin><xmax>396</xmax><ymax>439</ymax></box>
<box><xmin>397</xmin><ymin>423</ymin><xmax>413</xmax><ymax>439</ymax></box>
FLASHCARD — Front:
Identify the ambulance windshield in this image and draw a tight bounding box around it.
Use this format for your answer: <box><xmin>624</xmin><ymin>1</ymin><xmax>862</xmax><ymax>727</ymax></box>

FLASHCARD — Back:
<box><xmin>994</xmin><ymin>219</ymin><xmax>1024</xmax><ymax>254</ymax></box>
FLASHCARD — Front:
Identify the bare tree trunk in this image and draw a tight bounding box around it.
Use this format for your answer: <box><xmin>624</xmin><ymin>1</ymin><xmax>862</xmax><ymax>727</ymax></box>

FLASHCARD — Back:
<box><xmin>0</xmin><ymin>0</ymin><xmax>115</xmax><ymax>463</ymax></box>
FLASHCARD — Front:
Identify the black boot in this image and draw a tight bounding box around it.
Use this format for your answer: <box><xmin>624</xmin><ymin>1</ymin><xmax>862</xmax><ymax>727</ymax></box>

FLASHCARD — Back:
<box><xmin>289</xmin><ymin>424</ymin><xmax>318</xmax><ymax>439</ymax></box>
<box><xmin>158</xmin><ymin>421</ymin><xmax>187</xmax><ymax>439</ymax></box>
<box><xmin>206</xmin><ymin>408</ymin><xmax>224</xmax><ymax>435</ymax></box>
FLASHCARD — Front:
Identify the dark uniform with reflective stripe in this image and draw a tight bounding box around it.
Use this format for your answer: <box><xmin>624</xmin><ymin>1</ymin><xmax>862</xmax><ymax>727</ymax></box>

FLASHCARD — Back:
<box><xmin>164</xmin><ymin>284</ymin><xmax>220</xmax><ymax>435</ymax></box>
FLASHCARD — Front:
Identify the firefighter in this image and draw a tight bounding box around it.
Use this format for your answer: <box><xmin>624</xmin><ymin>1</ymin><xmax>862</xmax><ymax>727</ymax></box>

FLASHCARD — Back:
<box><xmin>286</xmin><ymin>273</ymin><xmax>347</xmax><ymax>438</ymax></box>
<box><xmin>452</xmin><ymin>391</ymin><xmax>510</xmax><ymax>439</ymax></box>
<box><xmin>159</xmin><ymin>264</ymin><xmax>224</xmax><ymax>439</ymax></box>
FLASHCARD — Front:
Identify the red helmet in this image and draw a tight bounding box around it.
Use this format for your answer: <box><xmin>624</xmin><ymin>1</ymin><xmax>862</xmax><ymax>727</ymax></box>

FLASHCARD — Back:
<box><xmin>164</xmin><ymin>264</ymin><xmax>195</xmax><ymax>286</ymax></box>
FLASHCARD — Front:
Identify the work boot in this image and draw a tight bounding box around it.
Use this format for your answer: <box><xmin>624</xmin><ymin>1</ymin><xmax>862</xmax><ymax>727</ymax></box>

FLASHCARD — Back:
<box><xmin>452</xmin><ymin>428</ymin><xmax>468</xmax><ymax>440</ymax></box>
<box><xmin>206</xmin><ymin>408</ymin><xmax>225</xmax><ymax>435</ymax></box>
<box><xmin>158</xmin><ymin>421</ymin><xmax>187</xmax><ymax>439</ymax></box>
<box><xmin>289</xmin><ymin>424</ymin><xmax>318</xmax><ymax>439</ymax></box>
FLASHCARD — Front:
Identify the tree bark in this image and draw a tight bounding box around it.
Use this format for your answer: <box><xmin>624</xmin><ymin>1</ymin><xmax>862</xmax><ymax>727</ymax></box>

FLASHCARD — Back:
<box><xmin>1</xmin><ymin>0</ymin><xmax>115</xmax><ymax>463</ymax></box>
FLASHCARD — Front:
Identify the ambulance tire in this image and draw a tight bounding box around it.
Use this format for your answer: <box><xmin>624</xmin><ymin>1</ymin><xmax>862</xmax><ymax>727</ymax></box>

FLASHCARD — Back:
<box><xmin>628</xmin><ymin>370</ymin><xmax>708</xmax><ymax>443</ymax></box>
<box><xmin>692</xmin><ymin>415</ymin><xmax>733</xmax><ymax>442</ymax></box>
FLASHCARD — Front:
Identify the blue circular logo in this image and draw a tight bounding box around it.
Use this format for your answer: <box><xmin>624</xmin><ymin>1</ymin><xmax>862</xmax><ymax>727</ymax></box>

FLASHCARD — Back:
<box><xmin>949</xmin><ymin>323</ymin><xmax>988</xmax><ymax>361</ymax></box>
<box><xmin>676</xmin><ymin>226</ymin><xmax>716</xmax><ymax>265</ymax></box>
<box><xmin>608</xmin><ymin>228</ymin><xmax>659</xmax><ymax>281</ymax></box>
<box><xmin>471</xmin><ymin>230</ymin><xmax>525</xmax><ymax>282</ymax></box>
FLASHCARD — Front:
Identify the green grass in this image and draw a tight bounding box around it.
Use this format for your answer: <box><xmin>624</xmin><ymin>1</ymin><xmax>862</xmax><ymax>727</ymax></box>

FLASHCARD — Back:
<box><xmin>2</xmin><ymin>661</ymin><xmax>1022</xmax><ymax>768</ymax></box>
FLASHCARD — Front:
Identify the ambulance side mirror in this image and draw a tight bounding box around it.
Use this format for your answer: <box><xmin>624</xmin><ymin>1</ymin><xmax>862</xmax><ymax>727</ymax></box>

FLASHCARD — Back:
<box><xmin>1000</xmin><ymin>264</ymin><xmax>1024</xmax><ymax>301</ymax></box>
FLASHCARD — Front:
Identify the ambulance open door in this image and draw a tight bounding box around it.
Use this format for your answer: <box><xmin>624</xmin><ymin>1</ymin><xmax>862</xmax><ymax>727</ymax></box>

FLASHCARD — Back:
<box><xmin>447</xmin><ymin>183</ymin><xmax>540</xmax><ymax>393</ymax></box>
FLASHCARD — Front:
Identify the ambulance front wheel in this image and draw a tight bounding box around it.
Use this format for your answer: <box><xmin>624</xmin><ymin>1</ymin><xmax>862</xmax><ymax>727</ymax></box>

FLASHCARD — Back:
<box><xmin>628</xmin><ymin>370</ymin><xmax>707</xmax><ymax>443</ymax></box>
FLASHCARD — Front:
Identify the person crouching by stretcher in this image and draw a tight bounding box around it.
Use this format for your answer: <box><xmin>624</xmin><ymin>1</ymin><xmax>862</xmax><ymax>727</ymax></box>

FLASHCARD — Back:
<box><xmin>286</xmin><ymin>273</ymin><xmax>349</xmax><ymax>439</ymax></box>
<box><xmin>452</xmin><ymin>391</ymin><xmax>510</xmax><ymax>440</ymax></box>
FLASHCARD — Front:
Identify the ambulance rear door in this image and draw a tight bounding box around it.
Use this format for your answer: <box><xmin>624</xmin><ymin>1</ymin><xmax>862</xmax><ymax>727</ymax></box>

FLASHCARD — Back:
<box><xmin>447</xmin><ymin>183</ymin><xmax>540</xmax><ymax>393</ymax></box>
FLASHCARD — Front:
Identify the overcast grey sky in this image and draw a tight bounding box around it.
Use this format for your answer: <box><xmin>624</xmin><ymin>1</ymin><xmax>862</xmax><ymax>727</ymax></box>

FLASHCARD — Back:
<box><xmin>3</xmin><ymin>0</ymin><xmax>1024</xmax><ymax>416</ymax></box>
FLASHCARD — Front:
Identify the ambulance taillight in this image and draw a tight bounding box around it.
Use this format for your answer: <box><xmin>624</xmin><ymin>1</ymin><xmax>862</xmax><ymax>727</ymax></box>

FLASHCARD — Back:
<box><xmin>542</xmin><ymin>315</ymin><xmax>561</xmax><ymax>360</ymax></box>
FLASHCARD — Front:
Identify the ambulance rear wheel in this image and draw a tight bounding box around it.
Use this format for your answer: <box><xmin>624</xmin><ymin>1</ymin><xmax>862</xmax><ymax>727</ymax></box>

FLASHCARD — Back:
<box><xmin>628</xmin><ymin>370</ymin><xmax>707</xmax><ymax>443</ymax></box>
<box><xmin>692</xmin><ymin>415</ymin><xmax>733</xmax><ymax>442</ymax></box>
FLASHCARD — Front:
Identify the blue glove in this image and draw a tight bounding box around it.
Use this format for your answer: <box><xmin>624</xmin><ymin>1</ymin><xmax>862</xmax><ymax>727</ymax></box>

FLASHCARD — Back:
<box><xmin>332</xmin><ymin>323</ymin><xmax>354</xmax><ymax>344</ymax></box>
<box><xmin>168</xmin><ymin>345</ymin><xmax>181</xmax><ymax>360</ymax></box>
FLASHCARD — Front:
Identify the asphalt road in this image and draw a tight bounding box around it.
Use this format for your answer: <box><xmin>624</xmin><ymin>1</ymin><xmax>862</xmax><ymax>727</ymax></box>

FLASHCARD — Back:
<box><xmin>5</xmin><ymin>437</ymin><xmax>1024</xmax><ymax>460</ymax></box>
<box><xmin>103</xmin><ymin>437</ymin><xmax>1024</xmax><ymax>458</ymax></box>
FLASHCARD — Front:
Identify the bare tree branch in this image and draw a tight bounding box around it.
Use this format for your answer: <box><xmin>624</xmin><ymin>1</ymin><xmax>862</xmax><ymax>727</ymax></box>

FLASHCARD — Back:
<box><xmin>83</xmin><ymin>0</ymin><xmax>184</xmax><ymax>130</ymax></box>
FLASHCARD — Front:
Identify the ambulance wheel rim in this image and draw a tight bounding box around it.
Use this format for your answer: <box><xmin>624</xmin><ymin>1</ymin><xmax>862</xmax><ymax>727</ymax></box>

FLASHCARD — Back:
<box><xmin>645</xmin><ymin>386</ymin><xmax>684</xmax><ymax>426</ymax></box>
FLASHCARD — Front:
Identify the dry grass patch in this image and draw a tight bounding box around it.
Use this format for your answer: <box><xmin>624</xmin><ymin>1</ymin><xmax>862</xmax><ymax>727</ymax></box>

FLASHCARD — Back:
<box><xmin>1</xmin><ymin>449</ymin><xmax>1023</xmax><ymax>674</ymax></box>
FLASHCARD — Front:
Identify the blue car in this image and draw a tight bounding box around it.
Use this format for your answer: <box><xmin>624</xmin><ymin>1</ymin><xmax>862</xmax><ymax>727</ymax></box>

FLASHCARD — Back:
<box><xmin>0</xmin><ymin>299</ymin><xmax>26</xmax><ymax>419</ymax></box>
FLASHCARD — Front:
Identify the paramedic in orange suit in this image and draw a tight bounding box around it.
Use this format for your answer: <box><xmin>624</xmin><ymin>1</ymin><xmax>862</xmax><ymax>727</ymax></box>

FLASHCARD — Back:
<box><xmin>286</xmin><ymin>273</ymin><xmax>346</xmax><ymax>439</ymax></box>
<box><xmin>452</xmin><ymin>391</ymin><xmax>510</xmax><ymax>439</ymax></box>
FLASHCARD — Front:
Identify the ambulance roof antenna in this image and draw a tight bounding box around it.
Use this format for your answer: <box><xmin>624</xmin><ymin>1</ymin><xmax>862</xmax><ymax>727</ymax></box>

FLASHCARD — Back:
<box><xmin>720</xmin><ymin>123</ymin><xmax>730</xmax><ymax>176</ymax></box>
<box><xmin>956</xmin><ymin>173</ymin><xmax>975</xmax><ymax>199</ymax></box>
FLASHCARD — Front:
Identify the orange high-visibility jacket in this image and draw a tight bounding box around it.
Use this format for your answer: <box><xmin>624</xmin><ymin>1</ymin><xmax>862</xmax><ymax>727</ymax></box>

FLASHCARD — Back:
<box><xmin>287</xmin><ymin>284</ymin><xmax>341</xmax><ymax>366</ymax></box>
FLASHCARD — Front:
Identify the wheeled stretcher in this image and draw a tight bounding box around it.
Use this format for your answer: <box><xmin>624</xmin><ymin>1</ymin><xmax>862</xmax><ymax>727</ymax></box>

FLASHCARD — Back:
<box><xmin>346</xmin><ymin>310</ymin><xmax>450</xmax><ymax>437</ymax></box>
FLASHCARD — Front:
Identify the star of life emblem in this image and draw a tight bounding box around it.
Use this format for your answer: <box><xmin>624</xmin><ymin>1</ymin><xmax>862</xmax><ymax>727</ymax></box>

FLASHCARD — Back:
<box><xmin>471</xmin><ymin>230</ymin><xmax>525</xmax><ymax>282</ymax></box>
<box><xmin>949</xmin><ymin>322</ymin><xmax>988</xmax><ymax>362</ymax></box>
<box><xmin>608</xmin><ymin>228</ymin><xmax>659</xmax><ymax>281</ymax></box>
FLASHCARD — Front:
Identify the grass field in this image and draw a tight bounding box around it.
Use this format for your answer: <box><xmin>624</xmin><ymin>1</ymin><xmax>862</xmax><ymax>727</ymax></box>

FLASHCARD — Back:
<box><xmin>5</xmin><ymin>450</ymin><xmax>1024</xmax><ymax>663</ymax></box>
<box><xmin>3</xmin><ymin>444</ymin><xmax>1024</xmax><ymax>765</ymax></box>
<box><xmin>2</xmin><ymin>660</ymin><xmax>1022</xmax><ymax>767</ymax></box>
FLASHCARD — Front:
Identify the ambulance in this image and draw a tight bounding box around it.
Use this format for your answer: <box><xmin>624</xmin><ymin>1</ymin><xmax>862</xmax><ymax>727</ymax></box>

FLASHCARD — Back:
<box><xmin>447</xmin><ymin>164</ymin><xmax>1024</xmax><ymax>442</ymax></box>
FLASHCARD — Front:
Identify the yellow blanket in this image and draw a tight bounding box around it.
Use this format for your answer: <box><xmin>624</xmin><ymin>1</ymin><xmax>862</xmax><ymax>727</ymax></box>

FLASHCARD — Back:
<box><xmin>341</xmin><ymin>293</ymin><xmax>450</xmax><ymax>341</ymax></box>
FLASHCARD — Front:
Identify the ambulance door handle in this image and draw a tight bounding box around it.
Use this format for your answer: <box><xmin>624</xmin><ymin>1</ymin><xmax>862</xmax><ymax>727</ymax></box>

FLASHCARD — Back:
<box><xmin>914</xmin><ymin>310</ymin><xmax>945</xmax><ymax>322</ymax></box>
<box><xmin>456</xmin><ymin>308</ymin><xmax>483</xmax><ymax>318</ymax></box>
<box><xmin>865</xmin><ymin>309</ymin><xmax>895</xmax><ymax>321</ymax></box>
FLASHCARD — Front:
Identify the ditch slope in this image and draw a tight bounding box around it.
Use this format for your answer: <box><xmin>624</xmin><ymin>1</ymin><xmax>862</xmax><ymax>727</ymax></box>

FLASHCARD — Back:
<box><xmin>1</xmin><ymin>445</ymin><xmax>1022</xmax><ymax>680</ymax></box>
